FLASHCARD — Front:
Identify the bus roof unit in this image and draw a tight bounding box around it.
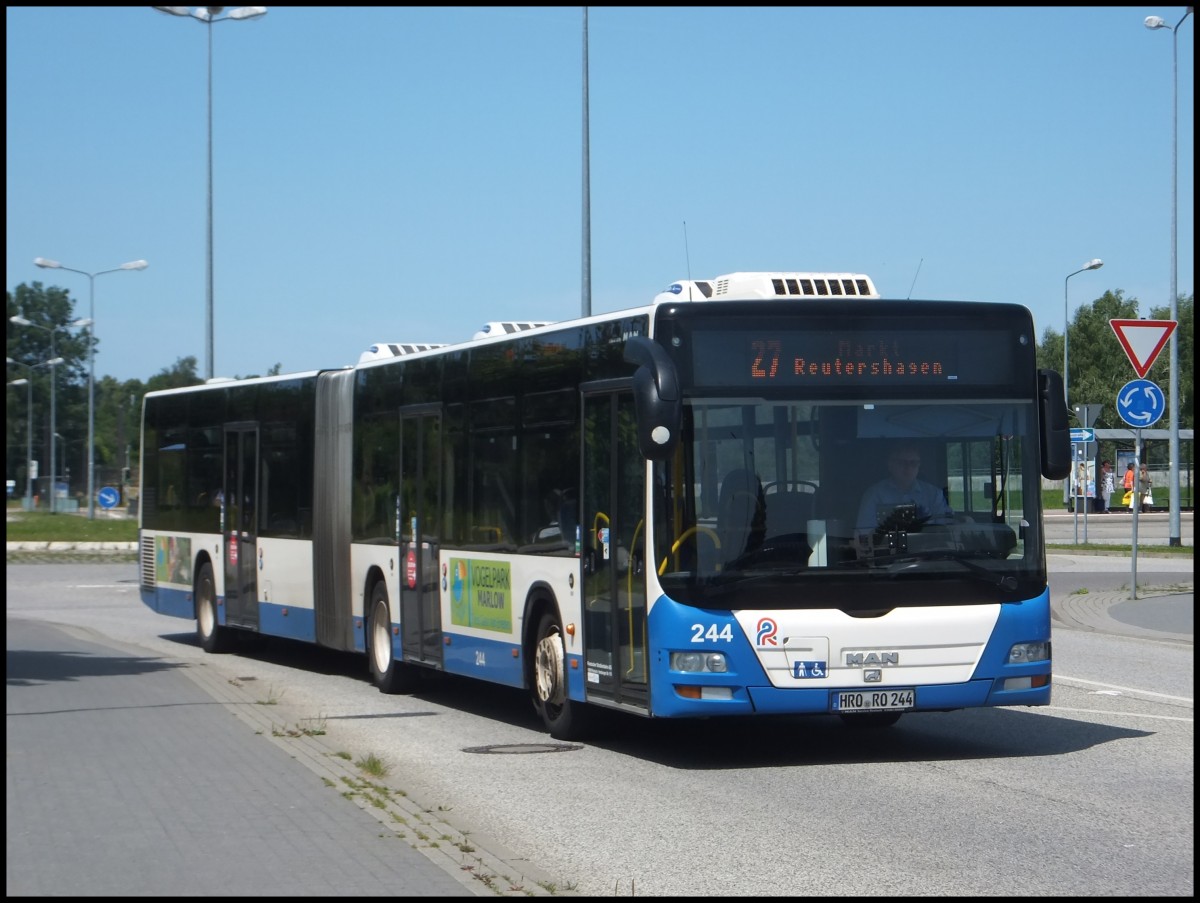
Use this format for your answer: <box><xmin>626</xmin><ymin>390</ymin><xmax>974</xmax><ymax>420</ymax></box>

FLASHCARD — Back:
<box><xmin>654</xmin><ymin>272</ymin><xmax>879</xmax><ymax>304</ymax></box>
<box><xmin>472</xmin><ymin>321</ymin><xmax>554</xmax><ymax>340</ymax></box>
<box><xmin>359</xmin><ymin>342</ymin><xmax>448</xmax><ymax>363</ymax></box>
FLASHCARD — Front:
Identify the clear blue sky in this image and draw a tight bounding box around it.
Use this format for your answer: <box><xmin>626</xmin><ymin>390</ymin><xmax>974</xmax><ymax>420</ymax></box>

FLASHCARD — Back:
<box><xmin>6</xmin><ymin>6</ymin><xmax>1194</xmax><ymax>384</ymax></box>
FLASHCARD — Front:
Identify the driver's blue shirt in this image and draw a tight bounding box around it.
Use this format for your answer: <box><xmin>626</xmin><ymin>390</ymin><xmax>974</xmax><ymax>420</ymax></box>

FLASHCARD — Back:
<box><xmin>856</xmin><ymin>478</ymin><xmax>954</xmax><ymax>532</ymax></box>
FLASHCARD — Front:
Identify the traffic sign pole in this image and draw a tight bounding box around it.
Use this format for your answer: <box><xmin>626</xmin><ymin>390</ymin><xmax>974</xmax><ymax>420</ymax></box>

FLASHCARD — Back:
<box><xmin>1110</xmin><ymin>317</ymin><xmax>1180</xmax><ymax>549</ymax></box>
<box><xmin>1130</xmin><ymin>433</ymin><xmax>1142</xmax><ymax>598</ymax></box>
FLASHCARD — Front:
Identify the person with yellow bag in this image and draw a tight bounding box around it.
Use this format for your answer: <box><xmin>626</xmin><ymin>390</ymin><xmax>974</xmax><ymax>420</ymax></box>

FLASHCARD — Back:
<box><xmin>1122</xmin><ymin>462</ymin><xmax>1136</xmax><ymax>509</ymax></box>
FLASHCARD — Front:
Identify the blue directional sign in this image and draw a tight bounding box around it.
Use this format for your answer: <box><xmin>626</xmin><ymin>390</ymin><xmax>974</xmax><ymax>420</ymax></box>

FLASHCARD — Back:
<box><xmin>1069</xmin><ymin>428</ymin><xmax>1095</xmax><ymax>443</ymax></box>
<box><xmin>1116</xmin><ymin>379</ymin><xmax>1166</xmax><ymax>428</ymax></box>
<box><xmin>97</xmin><ymin>486</ymin><xmax>121</xmax><ymax>510</ymax></box>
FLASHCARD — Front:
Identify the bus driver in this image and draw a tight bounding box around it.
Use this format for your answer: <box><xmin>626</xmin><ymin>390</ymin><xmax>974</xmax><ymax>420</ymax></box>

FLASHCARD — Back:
<box><xmin>855</xmin><ymin>442</ymin><xmax>954</xmax><ymax>545</ymax></box>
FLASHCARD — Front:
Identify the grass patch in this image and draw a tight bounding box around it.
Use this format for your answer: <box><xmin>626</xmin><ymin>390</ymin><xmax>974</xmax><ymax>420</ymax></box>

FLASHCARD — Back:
<box><xmin>5</xmin><ymin>509</ymin><xmax>138</xmax><ymax>542</ymax></box>
<box><xmin>1047</xmin><ymin>542</ymin><xmax>1192</xmax><ymax>555</ymax></box>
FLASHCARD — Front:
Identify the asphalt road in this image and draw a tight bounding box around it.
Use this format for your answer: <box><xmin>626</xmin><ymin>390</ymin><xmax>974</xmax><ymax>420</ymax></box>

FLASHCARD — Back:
<box><xmin>6</xmin><ymin>534</ymin><xmax>1193</xmax><ymax>897</ymax></box>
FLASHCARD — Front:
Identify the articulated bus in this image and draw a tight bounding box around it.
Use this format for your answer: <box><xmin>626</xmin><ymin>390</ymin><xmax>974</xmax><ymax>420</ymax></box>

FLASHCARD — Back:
<box><xmin>138</xmin><ymin>271</ymin><xmax>1071</xmax><ymax>739</ymax></box>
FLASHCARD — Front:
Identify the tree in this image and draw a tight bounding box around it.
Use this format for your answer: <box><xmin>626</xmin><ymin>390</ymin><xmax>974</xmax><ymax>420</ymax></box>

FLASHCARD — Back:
<box><xmin>7</xmin><ymin>283</ymin><xmax>90</xmax><ymax>502</ymax></box>
<box><xmin>145</xmin><ymin>356</ymin><xmax>202</xmax><ymax>392</ymax></box>
<box><xmin>1149</xmin><ymin>294</ymin><xmax>1193</xmax><ymax>432</ymax></box>
<box><xmin>1039</xmin><ymin>289</ymin><xmax>1194</xmax><ymax>477</ymax></box>
<box><xmin>9</xmin><ymin>277</ymin><xmax>293</xmax><ymax>504</ymax></box>
<box><xmin>1039</xmin><ymin>290</ymin><xmax>1193</xmax><ymax>432</ymax></box>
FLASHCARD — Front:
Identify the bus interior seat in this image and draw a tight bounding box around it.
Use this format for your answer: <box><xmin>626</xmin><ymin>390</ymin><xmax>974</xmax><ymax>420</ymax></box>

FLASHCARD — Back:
<box><xmin>764</xmin><ymin>489</ymin><xmax>814</xmax><ymax>538</ymax></box>
<box><xmin>717</xmin><ymin>469</ymin><xmax>765</xmax><ymax>564</ymax></box>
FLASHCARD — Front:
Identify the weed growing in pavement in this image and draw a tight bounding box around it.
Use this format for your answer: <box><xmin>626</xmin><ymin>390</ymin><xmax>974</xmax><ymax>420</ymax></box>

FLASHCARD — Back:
<box><xmin>255</xmin><ymin>684</ymin><xmax>283</xmax><ymax>705</ymax></box>
<box><xmin>355</xmin><ymin>752</ymin><xmax>390</xmax><ymax>778</ymax></box>
<box><xmin>297</xmin><ymin>715</ymin><xmax>327</xmax><ymax>736</ymax></box>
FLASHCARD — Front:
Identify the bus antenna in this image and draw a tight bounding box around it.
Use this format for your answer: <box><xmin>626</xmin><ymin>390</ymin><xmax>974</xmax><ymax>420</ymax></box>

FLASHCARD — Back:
<box><xmin>683</xmin><ymin>221</ymin><xmax>692</xmax><ymax>280</ymax></box>
<box><xmin>907</xmin><ymin>258</ymin><xmax>924</xmax><ymax>300</ymax></box>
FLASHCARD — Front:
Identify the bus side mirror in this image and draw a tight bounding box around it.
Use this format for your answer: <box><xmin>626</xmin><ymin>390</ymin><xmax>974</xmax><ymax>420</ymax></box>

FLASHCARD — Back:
<box><xmin>1038</xmin><ymin>369</ymin><xmax>1071</xmax><ymax>480</ymax></box>
<box><xmin>624</xmin><ymin>336</ymin><xmax>681</xmax><ymax>461</ymax></box>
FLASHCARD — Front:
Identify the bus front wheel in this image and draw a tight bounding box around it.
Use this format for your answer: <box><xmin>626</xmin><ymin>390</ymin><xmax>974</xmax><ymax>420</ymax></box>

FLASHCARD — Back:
<box><xmin>196</xmin><ymin>562</ymin><xmax>232</xmax><ymax>654</ymax></box>
<box><xmin>369</xmin><ymin>582</ymin><xmax>419</xmax><ymax>694</ymax></box>
<box><xmin>531</xmin><ymin>611</ymin><xmax>591</xmax><ymax>741</ymax></box>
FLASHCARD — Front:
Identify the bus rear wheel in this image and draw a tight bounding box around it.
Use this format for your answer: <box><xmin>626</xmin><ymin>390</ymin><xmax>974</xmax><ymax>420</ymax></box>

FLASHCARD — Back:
<box><xmin>531</xmin><ymin>611</ymin><xmax>591</xmax><ymax>741</ymax></box>
<box><xmin>196</xmin><ymin>562</ymin><xmax>232</xmax><ymax>654</ymax></box>
<box><xmin>369</xmin><ymin>582</ymin><xmax>419</xmax><ymax>694</ymax></box>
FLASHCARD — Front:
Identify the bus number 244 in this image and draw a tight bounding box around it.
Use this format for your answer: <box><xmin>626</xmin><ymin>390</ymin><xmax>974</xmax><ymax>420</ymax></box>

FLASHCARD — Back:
<box><xmin>691</xmin><ymin>623</ymin><xmax>734</xmax><ymax>643</ymax></box>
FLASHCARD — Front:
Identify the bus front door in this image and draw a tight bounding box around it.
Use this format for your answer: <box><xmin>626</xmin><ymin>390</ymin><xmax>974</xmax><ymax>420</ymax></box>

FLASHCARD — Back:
<box><xmin>581</xmin><ymin>388</ymin><xmax>648</xmax><ymax>708</ymax></box>
<box><xmin>223</xmin><ymin>424</ymin><xmax>259</xmax><ymax>630</ymax></box>
<box><xmin>399</xmin><ymin>406</ymin><xmax>443</xmax><ymax>667</ymax></box>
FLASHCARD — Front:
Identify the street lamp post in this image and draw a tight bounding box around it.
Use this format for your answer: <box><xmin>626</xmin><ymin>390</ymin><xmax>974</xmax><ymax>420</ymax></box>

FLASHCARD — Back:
<box><xmin>7</xmin><ymin>356</ymin><xmax>67</xmax><ymax>511</ymax></box>
<box><xmin>34</xmin><ymin>257</ymin><xmax>148</xmax><ymax>519</ymax></box>
<box><xmin>1062</xmin><ymin>259</ymin><xmax>1103</xmax><ymax>513</ymax></box>
<box><xmin>11</xmin><ymin>316</ymin><xmax>82</xmax><ymax>513</ymax></box>
<box><xmin>6</xmin><ymin>375</ymin><xmax>32</xmax><ymax>510</ymax></box>
<box><xmin>581</xmin><ymin>7</ymin><xmax>591</xmax><ymax>319</ymax></box>
<box><xmin>153</xmin><ymin>5</ymin><xmax>268</xmax><ymax>381</ymax></box>
<box><xmin>1063</xmin><ymin>259</ymin><xmax>1104</xmax><ymax>411</ymax></box>
<box><xmin>1145</xmin><ymin>8</ymin><xmax>1193</xmax><ymax>548</ymax></box>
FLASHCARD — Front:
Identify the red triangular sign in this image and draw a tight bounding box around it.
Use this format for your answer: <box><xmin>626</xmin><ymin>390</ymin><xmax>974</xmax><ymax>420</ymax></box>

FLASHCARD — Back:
<box><xmin>1109</xmin><ymin>319</ymin><xmax>1177</xmax><ymax>377</ymax></box>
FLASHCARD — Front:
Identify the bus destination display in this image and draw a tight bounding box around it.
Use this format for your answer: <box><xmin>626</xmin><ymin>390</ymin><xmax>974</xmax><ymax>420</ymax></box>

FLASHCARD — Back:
<box><xmin>690</xmin><ymin>329</ymin><xmax>1017</xmax><ymax>388</ymax></box>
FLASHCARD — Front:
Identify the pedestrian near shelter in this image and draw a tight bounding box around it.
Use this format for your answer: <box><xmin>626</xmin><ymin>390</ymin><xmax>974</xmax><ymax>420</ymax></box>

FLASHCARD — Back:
<box><xmin>1081</xmin><ymin>428</ymin><xmax>1195</xmax><ymax>512</ymax></box>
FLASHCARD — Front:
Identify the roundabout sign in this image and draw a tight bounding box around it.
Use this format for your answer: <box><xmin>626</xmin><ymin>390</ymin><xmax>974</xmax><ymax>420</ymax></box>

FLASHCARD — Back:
<box><xmin>1116</xmin><ymin>379</ymin><xmax>1166</xmax><ymax>428</ymax></box>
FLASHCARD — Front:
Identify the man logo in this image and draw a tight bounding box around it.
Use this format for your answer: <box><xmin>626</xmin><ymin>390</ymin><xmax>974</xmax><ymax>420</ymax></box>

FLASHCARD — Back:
<box><xmin>845</xmin><ymin>651</ymin><xmax>899</xmax><ymax>667</ymax></box>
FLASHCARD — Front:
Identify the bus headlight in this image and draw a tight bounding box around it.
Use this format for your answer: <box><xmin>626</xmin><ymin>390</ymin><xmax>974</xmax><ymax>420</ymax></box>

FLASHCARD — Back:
<box><xmin>671</xmin><ymin>651</ymin><xmax>729</xmax><ymax>673</ymax></box>
<box><xmin>1007</xmin><ymin>641</ymin><xmax>1050</xmax><ymax>664</ymax></box>
<box><xmin>705</xmin><ymin>653</ymin><xmax>729</xmax><ymax>673</ymax></box>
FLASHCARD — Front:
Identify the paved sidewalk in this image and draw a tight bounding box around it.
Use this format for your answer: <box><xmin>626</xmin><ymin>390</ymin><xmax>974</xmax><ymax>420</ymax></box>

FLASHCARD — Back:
<box><xmin>1051</xmin><ymin>588</ymin><xmax>1193</xmax><ymax>643</ymax></box>
<box><xmin>6</xmin><ymin>617</ymin><xmax>570</xmax><ymax>897</ymax></box>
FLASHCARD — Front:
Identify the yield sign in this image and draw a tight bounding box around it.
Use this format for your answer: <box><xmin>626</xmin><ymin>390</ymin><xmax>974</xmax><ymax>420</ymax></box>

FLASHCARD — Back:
<box><xmin>1109</xmin><ymin>319</ymin><xmax>1177</xmax><ymax>377</ymax></box>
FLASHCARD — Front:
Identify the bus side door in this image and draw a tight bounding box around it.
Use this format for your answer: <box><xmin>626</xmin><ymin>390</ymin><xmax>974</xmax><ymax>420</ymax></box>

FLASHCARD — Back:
<box><xmin>581</xmin><ymin>387</ymin><xmax>648</xmax><ymax>707</ymax></box>
<box><xmin>223</xmin><ymin>423</ymin><xmax>259</xmax><ymax>630</ymax></box>
<box><xmin>399</xmin><ymin>405</ymin><xmax>443</xmax><ymax>667</ymax></box>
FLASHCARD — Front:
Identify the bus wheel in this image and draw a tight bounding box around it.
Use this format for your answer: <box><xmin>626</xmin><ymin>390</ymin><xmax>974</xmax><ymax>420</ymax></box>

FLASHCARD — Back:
<box><xmin>531</xmin><ymin>611</ymin><xmax>591</xmax><ymax>740</ymax></box>
<box><xmin>838</xmin><ymin>712</ymin><xmax>902</xmax><ymax>729</ymax></box>
<box><xmin>369</xmin><ymin>582</ymin><xmax>419</xmax><ymax>694</ymax></box>
<box><xmin>196</xmin><ymin>562</ymin><xmax>231</xmax><ymax>654</ymax></box>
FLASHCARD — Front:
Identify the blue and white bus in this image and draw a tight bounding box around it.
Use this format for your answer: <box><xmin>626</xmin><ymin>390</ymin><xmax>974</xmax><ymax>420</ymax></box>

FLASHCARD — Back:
<box><xmin>138</xmin><ymin>271</ymin><xmax>1071</xmax><ymax>739</ymax></box>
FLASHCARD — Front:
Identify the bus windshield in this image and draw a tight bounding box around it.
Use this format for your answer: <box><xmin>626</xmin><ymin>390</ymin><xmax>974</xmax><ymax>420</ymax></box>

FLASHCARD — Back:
<box><xmin>654</xmin><ymin>396</ymin><xmax>1045</xmax><ymax>608</ymax></box>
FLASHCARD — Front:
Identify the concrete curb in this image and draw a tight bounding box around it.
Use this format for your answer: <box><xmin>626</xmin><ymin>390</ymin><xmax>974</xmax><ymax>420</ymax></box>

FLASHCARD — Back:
<box><xmin>175</xmin><ymin>658</ymin><xmax>578</xmax><ymax>897</ymax></box>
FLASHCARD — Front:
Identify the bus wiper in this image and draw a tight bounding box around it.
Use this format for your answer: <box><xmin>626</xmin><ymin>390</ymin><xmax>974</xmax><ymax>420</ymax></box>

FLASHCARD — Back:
<box><xmin>881</xmin><ymin>551</ymin><xmax>1019</xmax><ymax>591</ymax></box>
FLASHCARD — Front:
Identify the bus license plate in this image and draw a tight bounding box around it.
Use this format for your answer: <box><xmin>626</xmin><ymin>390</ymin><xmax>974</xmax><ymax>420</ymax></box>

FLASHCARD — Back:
<box><xmin>833</xmin><ymin>689</ymin><xmax>914</xmax><ymax>712</ymax></box>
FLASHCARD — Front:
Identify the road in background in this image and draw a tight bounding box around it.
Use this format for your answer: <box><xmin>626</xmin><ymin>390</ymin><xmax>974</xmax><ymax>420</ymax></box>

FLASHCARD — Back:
<box><xmin>1044</xmin><ymin>509</ymin><xmax>1192</xmax><ymax>547</ymax></box>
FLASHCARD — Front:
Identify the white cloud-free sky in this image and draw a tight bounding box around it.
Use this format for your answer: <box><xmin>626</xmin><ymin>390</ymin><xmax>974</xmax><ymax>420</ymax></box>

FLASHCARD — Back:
<box><xmin>6</xmin><ymin>6</ymin><xmax>1193</xmax><ymax>382</ymax></box>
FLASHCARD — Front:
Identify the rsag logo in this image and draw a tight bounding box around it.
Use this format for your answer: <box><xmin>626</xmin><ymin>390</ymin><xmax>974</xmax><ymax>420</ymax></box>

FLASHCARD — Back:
<box><xmin>756</xmin><ymin>618</ymin><xmax>778</xmax><ymax>646</ymax></box>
